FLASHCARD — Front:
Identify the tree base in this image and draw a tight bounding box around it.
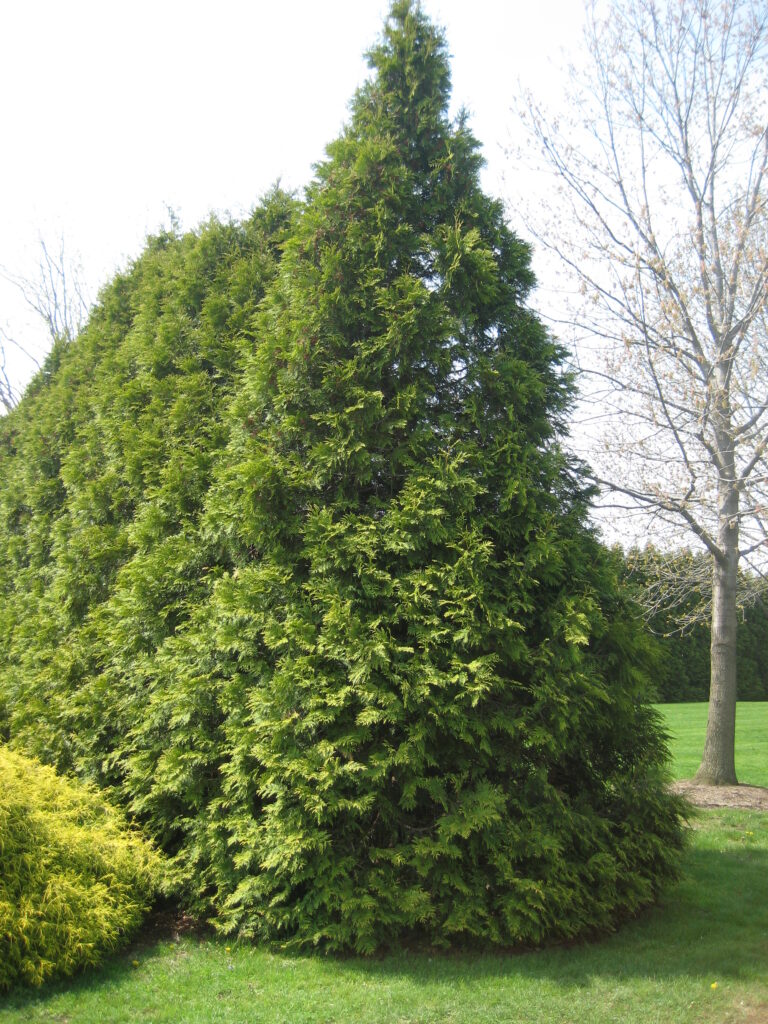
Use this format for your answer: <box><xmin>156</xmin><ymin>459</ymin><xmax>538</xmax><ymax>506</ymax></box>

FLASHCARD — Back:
<box><xmin>692</xmin><ymin>768</ymin><xmax>739</xmax><ymax>787</ymax></box>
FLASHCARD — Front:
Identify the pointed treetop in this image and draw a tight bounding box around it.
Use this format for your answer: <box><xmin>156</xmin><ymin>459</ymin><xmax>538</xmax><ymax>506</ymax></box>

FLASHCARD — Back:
<box><xmin>355</xmin><ymin>0</ymin><xmax>452</xmax><ymax>138</ymax></box>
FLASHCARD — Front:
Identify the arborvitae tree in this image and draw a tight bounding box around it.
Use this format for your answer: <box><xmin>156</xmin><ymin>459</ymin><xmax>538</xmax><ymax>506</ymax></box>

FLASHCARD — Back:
<box><xmin>0</xmin><ymin>2</ymin><xmax>685</xmax><ymax>954</ymax></box>
<box><xmin>0</xmin><ymin>191</ymin><xmax>296</xmax><ymax>770</ymax></box>
<box><xmin>126</xmin><ymin>0</ymin><xmax>685</xmax><ymax>950</ymax></box>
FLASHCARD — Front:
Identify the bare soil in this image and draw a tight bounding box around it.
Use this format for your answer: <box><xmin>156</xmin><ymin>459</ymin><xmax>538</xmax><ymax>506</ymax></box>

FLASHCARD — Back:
<box><xmin>671</xmin><ymin>779</ymin><xmax>768</xmax><ymax>811</ymax></box>
<box><xmin>723</xmin><ymin>1004</ymin><xmax>768</xmax><ymax>1024</ymax></box>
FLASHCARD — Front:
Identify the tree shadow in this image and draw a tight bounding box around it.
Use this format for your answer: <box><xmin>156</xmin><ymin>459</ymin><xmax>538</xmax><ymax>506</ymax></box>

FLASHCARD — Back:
<box><xmin>2</xmin><ymin>825</ymin><xmax>766</xmax><ymax>1016</ymax></box>
<box><xmin>333</xmin><ymin>839</ymin><xmax>768</xmax><ymax>991</ymax></box>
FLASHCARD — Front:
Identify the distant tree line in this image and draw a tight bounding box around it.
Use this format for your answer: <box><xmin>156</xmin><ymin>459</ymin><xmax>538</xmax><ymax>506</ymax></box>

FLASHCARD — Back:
<box><xmin>622</xmin><ymin>549</ymin><xmax>768</xmax><ymax>703</ymax></box>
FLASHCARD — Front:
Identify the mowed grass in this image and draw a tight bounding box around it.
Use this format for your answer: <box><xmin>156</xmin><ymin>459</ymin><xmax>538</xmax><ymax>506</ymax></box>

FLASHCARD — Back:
<box><xmin>1</xmin><ymin>810</ymin><xmax>766</xmax><ymax>1024</ymax></box>
<box><xmin>2</xmin><ymin>705</ymin><xmax>766</xmax><ymax>1024</ymax></box>
<box><xmin>660</xmin><ymin>701</ymin><xmax>768</xmax><ymax>787</ymax></box>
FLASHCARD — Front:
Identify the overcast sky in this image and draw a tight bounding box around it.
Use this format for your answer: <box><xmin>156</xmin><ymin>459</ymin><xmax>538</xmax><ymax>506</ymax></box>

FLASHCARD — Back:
<box><xmin>0</xmin><ymin>0</ymin><xmax>587</xmax><ymax>388</ymax></box>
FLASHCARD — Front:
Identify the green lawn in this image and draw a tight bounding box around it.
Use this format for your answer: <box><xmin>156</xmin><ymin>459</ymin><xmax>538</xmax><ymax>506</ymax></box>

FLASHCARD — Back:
<box><xmin>1</xmin><ymin>810</ymin><xmax>766</xmax><ymax>1024</ymax></box>
<box><xmin>660</xmin><ymin>701</ymin><xmax>768</xmax><ymax>787</ymax></box>
<box><xmin>2</xmin><ymin>705</ymin><xmax>766</xmax><ymax>1024</ymax></box>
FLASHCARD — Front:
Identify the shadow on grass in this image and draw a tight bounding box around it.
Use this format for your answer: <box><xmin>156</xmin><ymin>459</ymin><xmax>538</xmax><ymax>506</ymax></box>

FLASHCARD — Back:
<box><xmin>0</xmin><ymin>926</ymin><xmax>179</xmax><ymax>1014</ymax></box>
<box><xmin>2</xmin><ymin>820</ymin><xmax>767</xmax><ymax>1016</ymax></box>
<box><xmin>326</xmin><ymin>840</ymin><xmax>768</xmax><ymax>991</ymax></box>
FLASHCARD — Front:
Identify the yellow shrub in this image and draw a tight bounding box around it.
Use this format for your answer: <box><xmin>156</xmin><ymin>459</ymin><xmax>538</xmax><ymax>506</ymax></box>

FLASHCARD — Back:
<box><xmin>0</xmin><ymin>746</ymin><xmax>163</xmax><ymax>991</ymax></box>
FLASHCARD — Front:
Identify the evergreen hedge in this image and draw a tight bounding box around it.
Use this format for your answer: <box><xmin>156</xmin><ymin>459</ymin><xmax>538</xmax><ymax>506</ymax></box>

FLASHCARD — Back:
<box><xmin>0</xmin><ymin>1</ymin><xmax>686</xmax><ymax>953</ymax></box>
<box><xmin>0</xmin><ymin>191</ymin><xmax>296</xmax><ymax>771</ymax></box>
<box><xmin>0</xmin><ymin>746</ymin><xmax>162</xmax><ymax>992</ymax></box>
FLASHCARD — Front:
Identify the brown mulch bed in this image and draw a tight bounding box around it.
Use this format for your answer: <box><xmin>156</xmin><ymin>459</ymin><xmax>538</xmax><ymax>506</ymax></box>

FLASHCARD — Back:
<box><xmin>671</xmin><ymin>779</ymin><xmax>768</xmax><ymax>811</ymax></box>
<box><xmin>133</xmin><ymin>904</ymin><xmax>208</xmax><ymax>949</ymax></box>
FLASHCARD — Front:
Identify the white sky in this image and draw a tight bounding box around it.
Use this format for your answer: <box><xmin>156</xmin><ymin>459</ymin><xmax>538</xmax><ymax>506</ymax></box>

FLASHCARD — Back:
<box><xmin>0</xmin><ymin>0</ymin><xmax>587</xmax><ymax>387</ymax></box>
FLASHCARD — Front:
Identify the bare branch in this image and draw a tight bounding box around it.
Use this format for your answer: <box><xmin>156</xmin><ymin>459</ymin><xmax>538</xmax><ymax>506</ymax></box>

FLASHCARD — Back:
<box><xmin>510</xmin><ymin>0</ymin><xmax>768</xmax><ymax>780</ymax></box>
<box><xmin>0</xmin><ymin>236</ymin><xmax>90</xmax><ymax>411</ymax></box>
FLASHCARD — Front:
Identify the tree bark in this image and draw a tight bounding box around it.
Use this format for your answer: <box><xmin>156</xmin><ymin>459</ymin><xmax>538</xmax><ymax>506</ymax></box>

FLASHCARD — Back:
<box><xmin>695</xmin><ymin>487</ymin><xmax>739</xmax><ymax>786</ymax></box>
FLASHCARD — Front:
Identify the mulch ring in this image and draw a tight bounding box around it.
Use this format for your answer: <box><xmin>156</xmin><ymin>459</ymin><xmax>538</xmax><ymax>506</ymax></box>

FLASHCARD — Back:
<box><xmin>671</xmin><ymin>779</ymin><xmax>768</xmax><ymax>811</ymax></box>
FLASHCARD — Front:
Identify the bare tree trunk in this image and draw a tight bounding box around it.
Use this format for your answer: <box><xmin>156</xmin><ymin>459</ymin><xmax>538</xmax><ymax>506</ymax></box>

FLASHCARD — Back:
<box><xmin>695</xmin><ymin>488</ymin><xmax>739</xmax><ymax>786</ymax></box>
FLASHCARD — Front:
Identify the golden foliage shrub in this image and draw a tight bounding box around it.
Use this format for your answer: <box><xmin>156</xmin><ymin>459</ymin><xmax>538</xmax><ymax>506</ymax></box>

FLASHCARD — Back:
<box><xmin>0</xmin><ymin>746</ymin><xmax>162</xmax><ymax>991</ymax></box>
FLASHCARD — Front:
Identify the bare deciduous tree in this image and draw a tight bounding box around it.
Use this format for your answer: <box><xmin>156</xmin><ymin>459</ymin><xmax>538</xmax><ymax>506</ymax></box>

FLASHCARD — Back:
<box><xmin>0</xmin><ymin>327</ymin><xmax>35</xmax><ymax>413</ymax></box>
<box><xmin>0</xmin><ymin>237</ymin><xmax>89</xmax><ymax>411</ymax></box>
<box><xmin>515</xmin><ymin>0</ymin><xmax>768</xmax><ymax>784</ymax></box>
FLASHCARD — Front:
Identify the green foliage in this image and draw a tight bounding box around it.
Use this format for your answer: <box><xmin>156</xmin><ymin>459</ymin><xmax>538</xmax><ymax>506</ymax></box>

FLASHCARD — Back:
<box><xmin>0</xmin><ymin>190</ymin><xmax>297</xmax><ymax>771</ymax></box>
<box><xmin>0</xmin><ymin>746</ymin><xmax>162</xmax><ymax>992</ymax></box>
<box><xmin>0</xmin><ymin>1</ymin><xmax>685</xmax><ymax>954</ymax></box>
<box><xmin>120</xmin><ymin>0</ymin><xmax>684</xmax><ymax>949</ymax></box>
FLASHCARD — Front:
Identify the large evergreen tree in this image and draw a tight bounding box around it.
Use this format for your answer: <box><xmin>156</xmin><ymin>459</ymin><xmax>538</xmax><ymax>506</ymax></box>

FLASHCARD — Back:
<box><xmin>126</xmin><ymin>0</ymin><xmax>683</xmax><ymax>949</ymax></box>
<box><xmin>0</xmin><ymin>1</ymin><xmax>685</xmax><ymax>953</ymax></box>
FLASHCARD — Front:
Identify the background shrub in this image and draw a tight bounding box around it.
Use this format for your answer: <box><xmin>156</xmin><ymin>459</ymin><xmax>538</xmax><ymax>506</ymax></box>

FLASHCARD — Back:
<box><xmin>0</xmin><ymin>746</ymin><xmax>162</xmax><ymax>992</ymax></box>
